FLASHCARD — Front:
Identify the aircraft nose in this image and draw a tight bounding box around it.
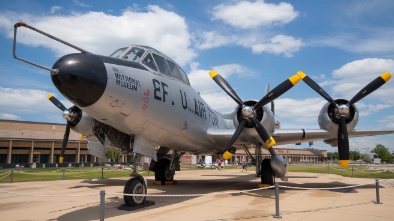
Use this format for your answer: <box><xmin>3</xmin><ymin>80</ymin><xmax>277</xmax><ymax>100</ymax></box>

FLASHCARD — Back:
<box><xmin>51</xmin><ymin>53</ymin><xmax>107</xmax><ymax>107</ymax></box>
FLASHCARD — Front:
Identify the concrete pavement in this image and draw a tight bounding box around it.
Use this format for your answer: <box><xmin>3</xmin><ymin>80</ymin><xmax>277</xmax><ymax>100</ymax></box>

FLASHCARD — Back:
<box><xmin>0</xmin><ymin>169</ymin><xmax>393</xmax><ymax>221</ymax></box>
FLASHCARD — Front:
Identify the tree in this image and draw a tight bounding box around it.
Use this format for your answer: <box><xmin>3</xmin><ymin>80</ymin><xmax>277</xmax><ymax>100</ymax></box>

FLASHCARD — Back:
<box><xmin>350</xmin><ymin>150</ymin><xmax>361</xmax><ymax>161</ymax></box>
<box><xmin>104</xmin><ymin>146</ymin><xmax>123</xmax><ymax>162</ymax></box>
<box><xmin>371</xmin><ymin>144</ymin><xmax>393</xmax><ymax>163</ymax></box>
<box><xmin>362</xmin><ymin>154</ymin><xmax>372</xmax><ymax>163</ymax></box>
<box><xmin>327</xmin><ymin>152</ymin><xmax>338</xmax><ymax>161</ymax></box>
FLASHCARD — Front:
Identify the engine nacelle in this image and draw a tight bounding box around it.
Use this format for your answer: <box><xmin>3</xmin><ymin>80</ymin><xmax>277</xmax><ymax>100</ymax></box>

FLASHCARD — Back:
<box><xmin>318</xmin><ymin>99</ymin><xmax>359</xmax><ymax>133</ymax></box>
<box><xmin>232</xmin><ymin>100</ymin><xmax>275</xmax><ymax>133</ymax></box>
<box><xmin>69</xmin><ymin>108</ymin><xmax>95</xmax><ymax>139</ymax></box>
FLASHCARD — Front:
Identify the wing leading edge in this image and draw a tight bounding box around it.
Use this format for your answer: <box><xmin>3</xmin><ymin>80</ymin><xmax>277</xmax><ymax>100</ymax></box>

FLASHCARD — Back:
<box><xmin>207</xmin><ymin>128</ymin><xmax>394</xmax><ymax>147</ymax></box>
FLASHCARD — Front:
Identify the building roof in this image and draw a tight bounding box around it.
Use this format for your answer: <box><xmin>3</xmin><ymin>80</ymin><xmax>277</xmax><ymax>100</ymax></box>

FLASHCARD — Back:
<box><xmin>0</xmin><ymin>120</ymin><xmax>85</xmax><ymax>142</ymax></box>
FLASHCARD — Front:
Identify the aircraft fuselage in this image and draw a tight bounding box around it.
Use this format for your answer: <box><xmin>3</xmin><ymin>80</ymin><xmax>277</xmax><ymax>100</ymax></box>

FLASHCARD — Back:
<box><xmin>51</xmin><ymin>49</ymin><xmax>230</xmax><ymax>156</ymax></box>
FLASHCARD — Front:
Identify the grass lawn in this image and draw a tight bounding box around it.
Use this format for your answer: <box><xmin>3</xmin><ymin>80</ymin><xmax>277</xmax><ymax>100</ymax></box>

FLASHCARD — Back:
<box><xmin>0</xmin><ymin>166</ymin><xmax>152</xmax><ymax>183</ymax></box>
<box><xmin>0</xmin><ymin>163</ymin><xmax>393</xmax><ymax>183</ymax></box>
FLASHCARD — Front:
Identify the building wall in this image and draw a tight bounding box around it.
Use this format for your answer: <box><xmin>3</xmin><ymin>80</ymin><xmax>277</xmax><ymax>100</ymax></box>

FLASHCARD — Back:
<box><xmin>0</xmin><ymin>120</ymin><xmax>95</xmax><ymax>165</ymax></box>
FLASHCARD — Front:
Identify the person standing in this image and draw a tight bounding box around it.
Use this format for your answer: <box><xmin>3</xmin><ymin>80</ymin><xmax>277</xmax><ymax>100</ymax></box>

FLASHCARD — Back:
<box><xmin>241</xmin><ymin>156</ymin><xmax>247</xmax><ymax>172</ymax></box>
<box><xmin>216</xmin><ymin>157</ymin><xmax>222</xmax><ymax>171</ymax></box>
<box><xmin>235</xmin><ymin>157</ymin><xmax>239</xmax><ymax>169</ymax></box>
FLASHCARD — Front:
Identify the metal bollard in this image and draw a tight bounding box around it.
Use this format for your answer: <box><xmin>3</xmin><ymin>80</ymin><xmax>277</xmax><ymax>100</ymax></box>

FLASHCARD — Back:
<box><xmin>374</xmin><ymin>179</ymin><xmax>382</xmax><ymax>204</ymax></box>
<box><xmin>100</xmin><ymin>190</ymin><xmax>105</xmax><ymax>221</ymax></box>
<box><xmin>62</xmin><ymin>168</ymin><xmax>65</xmax><ymax>180</ymax></box>
<box><xmin>102</xmin><ymin>164</ymin><xmax>104</xmax><ymax>179</ymax></box>
<box><xmin>352</xmin><ymin>166</ymin><xmax>354</xmax><ymax>178</ymax></box>
<box><xmin>273</xmin><ymin>182</ymin><xmax>282</xmax><ymax>218</ymax></box>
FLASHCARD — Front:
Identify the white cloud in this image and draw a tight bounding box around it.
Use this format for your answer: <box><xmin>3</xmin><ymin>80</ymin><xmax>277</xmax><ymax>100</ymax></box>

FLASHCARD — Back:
<box><xmin>309</xmin><ymin>30</ymin><xmax>394</xmax><ymax>55</ymax></box>
<box><xmin>248</xmin><ymin>35</ymin><xmax>302</xmax><ymax>57</ymax></box>
<box><xmin>73</xmin><ymin>0</ymin><xmax>89</xmax><ymax>8</ymax></box>
<box><xmin>0</xmin><ymin>5</ymin><xmax>196</xmax><ymax>66</ymax></box>
<box><xmin>0</xmin><ymin>87</ymin><xmax>72</xmax><ymax>122</ymax></box>
<box><xmin>330</xmin><ymin>58</ymin><xmax>394</xmax><ymax>104</ymax></box>
<box><xmin>379</xmin><ymin>115</ymin><xmax>394</xmax><ymax>128</ymax></box>
<box><xmin>0</xmin><ymin>113</ymin><xmax>21</xmax><ymax>120</ymax></box>
<box><xmin>356</xmin><ymin>103</ymin><xmax>391</xmax><ymax>117</ymax></box>
<box><xmin>50</xmin><ymin>6</ymin><xmax>62</xmax><ymax>14</ymax></box>
<box><xmin>196</xmin><ymin>31</ymin><xmax>302</xmax><ymax>57</ymax></box>
<box><xmin>275</xmin><ymin>97</ymin><xmax>327</xmax><ymax>126</ymax></box>
<box><xmin>187</xmin><ymin>62</ymin><xmax>250</xmax><ymax>112</ymax></box>
<box><xmin>212</xmin><ymin>0</ymin><xmax>298</xmax><ymax>29</ymax></box>
<box><xmin>195</xmin><ymin>32</ymin><xmax>232</xmax><ymax>50</ymax></box>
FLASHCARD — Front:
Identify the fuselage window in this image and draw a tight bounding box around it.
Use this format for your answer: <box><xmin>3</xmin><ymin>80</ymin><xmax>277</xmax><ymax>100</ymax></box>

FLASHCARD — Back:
<box><xmin>123</xmin><ymin>47</ymin><xmax>146</xmax><ymax>62</ymax></box>
<box><xmin>152</xmin><ymin>54</ymin><xmax>171</xmax><ymax>77</ymax></box>
<box><xmin>167</xmin><ymin>60</ymin><xmax>183</xmax><ymax>82</ymax></box>
<box><xmin>109</xmin><ymin>47</ymin><xmax>127</xmax><ymax>58</ymax></box>
<box><xmin>142</xmin><ymin>53</ymin><xmax>158</xmax><ymax>71</ymax></box>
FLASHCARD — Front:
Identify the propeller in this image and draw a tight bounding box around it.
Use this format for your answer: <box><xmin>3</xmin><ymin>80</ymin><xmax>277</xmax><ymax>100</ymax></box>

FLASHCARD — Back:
<box><xmin>47</xmin><ymin>94</ymin><xmax>80</xmax><ymax>163</ymax></box>
<box><xmin>209</xmin><ymin>70</ymin><xmax>301</xmax><ymax>156</ymax></box>
<box><xmin>297</xmin><ymin>71</ymin><xmax>391</xmax><ymax>167</ymax></box>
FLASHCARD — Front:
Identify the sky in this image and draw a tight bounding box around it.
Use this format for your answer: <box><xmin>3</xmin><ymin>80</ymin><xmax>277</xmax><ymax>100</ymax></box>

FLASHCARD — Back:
<box><xmin>0</xmin><ymin>0</ymin><xmax>393</xmax><ymax>153</ymax></box>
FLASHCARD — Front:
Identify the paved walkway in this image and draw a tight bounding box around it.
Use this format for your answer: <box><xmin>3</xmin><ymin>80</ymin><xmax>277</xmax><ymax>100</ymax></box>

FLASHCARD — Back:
<box><xmin>0</xmin><ymin>169</ymin><xmax>393</xmax><ymax>221</ymax></box>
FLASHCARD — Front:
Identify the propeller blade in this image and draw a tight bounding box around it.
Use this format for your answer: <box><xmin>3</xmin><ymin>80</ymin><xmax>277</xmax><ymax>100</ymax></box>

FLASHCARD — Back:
<box><xmin>223</xmin><ymin>119</ymin><xmax>246</xmax><ymax>153</ymax></box>
<box><xmin>297</xmin><ymin>71</ymin><xmax>338</xmax><ymax>107</ymax></box>
<box><xmin>337</xmin><ymin>116</ymin><xmax>349</xmax><ymax>167</ymax></box>
<box><xmin>209</xmin><ymin>70</ymin><xmax>244</xmax><ymax>106</ymax></box>
<box><xmin>250</xmin><ymin>116</ymin><xmax>276</xmax><ymax>147</ymax></box>
<box><xmin>59</xmin><ymin>121</ymin><xmax>71</xmax><ymax>163</ymax></box>
<box><xmin>254</xmin><ymin>74</ymin><xmax>301</xmax><ymax>110</ymax></box>
<box><xmin>47</xmin><ymin>94</ymin><xmax>67</xmax><ymax>111</ymax></box>
<box><xmin>348</xmin><ymin>72</ymin><xmax>391</xmax><ymax>105</ymax></box>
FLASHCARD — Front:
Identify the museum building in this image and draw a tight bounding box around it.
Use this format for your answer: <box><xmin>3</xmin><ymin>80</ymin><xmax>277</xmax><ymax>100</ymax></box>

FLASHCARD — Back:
<box><xmin>1</xmin><ymin>120</ymin><xmax>327</xmax><ymax>167</ymax></box>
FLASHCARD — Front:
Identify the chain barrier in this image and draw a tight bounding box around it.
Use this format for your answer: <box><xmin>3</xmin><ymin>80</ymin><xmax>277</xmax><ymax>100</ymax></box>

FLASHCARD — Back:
<box><xmin>0</xmin><ymin>189</ymin><xmax>97</xmax><ymax>197</ymax></box>
<box><xmin>0</xmin><ymin>171</ymin><xmax>10</xmax><ymax>176</ymax></box>
<box><xmin>279</xmin><ymin>182</ymin><xmax>375</xmax><ymax>190</ymax></box>
<box><xmin>15</xmin><ymin>169</ymin><xmax>63</xmax><ymax>174</ymax></box>
<box><xmin>2</xmin><ymin>179</ymin><xmax>391</xmax><ymax>198</ymax></box>
<box><xmin>0</xmin><ymin>171</ymin><xmax>11</xmax><ymax>180</ymax></box>
<box><xmin>109</xmin><ymin>185</ymin><xmax>274</xmax><ymax>197</ymax></box>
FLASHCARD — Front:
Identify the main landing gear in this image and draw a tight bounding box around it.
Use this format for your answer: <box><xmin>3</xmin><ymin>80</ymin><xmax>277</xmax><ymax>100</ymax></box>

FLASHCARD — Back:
<box><xmin>155</xmin><ymin>158</ymin><xmax>175</xmax><ymax>185</ymax></box>
<box><xmin>260</xmin><ymin>158</ymin><xmax>275</xmax><ymax>186</ymax></box>
<box><xmin>153</xmin><ymin>147</ymin><xmax>179</xmax><ymax>185</ymax></box>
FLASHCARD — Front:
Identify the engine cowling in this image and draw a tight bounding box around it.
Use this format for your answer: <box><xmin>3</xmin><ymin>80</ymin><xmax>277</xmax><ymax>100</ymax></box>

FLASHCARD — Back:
<box><xmin>67</xmin><ymin>107</ymin><xmax>96</xmax><ymax>139</ymax></box>
<box><xmin>232</xmin><ymin>100</ymin><xmax>275</xmax><ymax>134</ymax></box>
<box><xmin>318</xmin><ymin>99</ymin><xmax>359</xmax><ymax>133</ymax></box>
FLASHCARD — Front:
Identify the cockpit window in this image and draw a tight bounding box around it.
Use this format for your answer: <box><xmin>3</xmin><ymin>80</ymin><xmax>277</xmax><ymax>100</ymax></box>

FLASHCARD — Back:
<box><xmin>167</xmin><ymin>60</ymin><xmax>183</xmax><ymax>82</ymax></box>
<box><xmin>123</xmin><ymin>47</ymin><xmax>146</xmax><ymax>61</ymax></box>
<box><xmin>142</xmin><ymin>53</ymin><xmax>158</xmax><ymax>71</ymax></box>
<box><xmin>109</xmin><ymin>47</ymin><xmax>127</xmax><ymax>58</ymax></box>
<box><xmin>152</xmin><ymin>54</ymin><xmax>171</xmax><ymax>77</ymax></box>
<box><xmin>178</xmin><ymin>67</ymin><xmax>190</xmax><ymax>85</ymax></box>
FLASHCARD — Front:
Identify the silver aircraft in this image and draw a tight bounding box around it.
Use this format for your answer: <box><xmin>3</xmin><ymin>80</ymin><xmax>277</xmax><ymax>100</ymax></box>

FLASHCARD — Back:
<box><xmin>13</xmin><ymin>22</ymin><xmax>394</xmax><ymax>206</ymax></box>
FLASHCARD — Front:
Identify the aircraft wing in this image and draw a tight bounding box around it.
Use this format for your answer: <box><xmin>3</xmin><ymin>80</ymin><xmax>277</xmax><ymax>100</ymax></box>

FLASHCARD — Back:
<box><xmin>207</xmin><ymin>128</ymin><xmax>394</xmax><ymax>147</ymax></box>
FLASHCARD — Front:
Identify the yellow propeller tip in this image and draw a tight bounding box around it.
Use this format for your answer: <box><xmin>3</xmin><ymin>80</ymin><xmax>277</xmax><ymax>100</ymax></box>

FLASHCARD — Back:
<box><xmin>296</xmin><ymin>71</ymin><xmax>307</xmax><ymax>79</ymax></box>
<box><xmin>222</xmin><ymin>151</ymin><xmax>233</xmax><ymax>160</ymax></box>
<box><xmin>47</xmin><ymin>94</ymin><xmax>53</xmax><ymax>99</ymax></box>
<box><xmin>59</xmin><ymin>157</ymin><xmax>64</xmax><ymax>163</ymax></box>
<box><xmin>265</xmin><ymin>137</ymin><xmax>276</xmax><ymax>147</ymax></box>
<box><xmin>289</xmin><ymin>74</ymin><xmax>301</xmax><ymax>85</ymax></box>
<box><xmin>381</xmin><ymin>72</ymin><xmax>391</xmax><ymax>82</ymax></box>
<box><xmin>209</xmin><ymin>70</ymin><xmax>218</xmax><ymax>78</ymax></box>
<box><xmin>339</xmin><ymin>160</ymin><xmax>350</xmax><ymax>168</ymax></box>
